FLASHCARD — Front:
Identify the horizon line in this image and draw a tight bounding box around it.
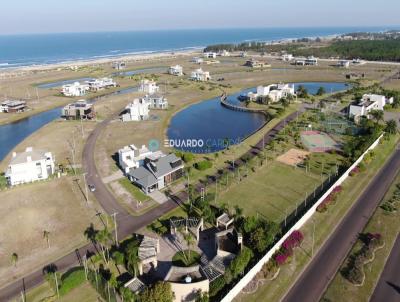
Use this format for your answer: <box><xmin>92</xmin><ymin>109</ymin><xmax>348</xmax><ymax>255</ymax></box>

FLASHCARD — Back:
<box><xmin>1</xmin><ymin>25</ymin><xmax>399</xmax><ymax>37</ymax></box>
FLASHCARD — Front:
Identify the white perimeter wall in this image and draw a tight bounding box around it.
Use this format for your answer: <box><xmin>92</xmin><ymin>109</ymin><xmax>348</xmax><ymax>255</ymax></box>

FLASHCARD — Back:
<box><xmin>221</xmin><ymin>134</ymin><xmax>384</xmax><ymax>302</ymax></box>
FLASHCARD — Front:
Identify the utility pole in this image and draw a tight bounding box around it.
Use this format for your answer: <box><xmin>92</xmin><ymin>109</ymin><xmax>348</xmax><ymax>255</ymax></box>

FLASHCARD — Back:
<box><xmin>54</xmin><ymin>273</ymin><xmax>60</xmax><ymax>299</ymax></box>
<box><xmin>82</xmin><ymin>172</ymin><xmax>89</xmax><ymax>203</ymax></box>
<box><xmin>112</xmin><ymin>212</ymin><xmax>118</xmax><ymax>246</ymax></box>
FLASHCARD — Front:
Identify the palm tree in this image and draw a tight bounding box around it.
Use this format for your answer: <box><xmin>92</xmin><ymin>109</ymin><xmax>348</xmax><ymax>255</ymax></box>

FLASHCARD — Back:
<box><xmin>126</xmin><ymin>243</ymin><xmax>140</xmax><ymax>276</ymax></box>
<box><xmin>183</xmin><ymin>232</ymin><xmax>195</xmax><ymax>262</ymax></box>
<box><xmin>43</xmin><ymin>230</ymin><xmax>51</xmax><ymax>248</ymax></box>
<box><xmin>369</xmin><ymin>110</ymin><xmax>384</xmax><ymax>123</ymax></box>
<box><xmin>95</xmin><ymin>228</ymin><xmax>112</xmax><ymax>264</ymax></box>
<box><xmin>11</xmin><ymin>253</ymin><xmax>18</xmax><ymax>268</ymax></box>
<box><xmin>84</xmin><ymin>223</ymin><xmax>98</xmax><ymax>244</ymax></box>
<box><xmin>385</xmin><ymin>119</ymin><xmax>398</xmax><ymax>134</ymax></box>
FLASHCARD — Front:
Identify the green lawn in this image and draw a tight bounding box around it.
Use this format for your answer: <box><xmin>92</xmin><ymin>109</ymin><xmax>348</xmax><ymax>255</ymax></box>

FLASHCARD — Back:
<box><xmin>217</xmin><ymin>161</ymin><xmax>322</xmax><ymax>222</ymax></box>
<box><xmin>323</xmin><ymin>167</ymin><xmax>400</xmax><ymax>302</ymax></box>
<box><xmin>234</xmin><ymin>134</ymin><xmax>399</xmax><ymax>302</ymax></box>
<box><xmin>119</xmin><ymin>178</ymin><xmax>149</xmax><ymax>202</ymax></box>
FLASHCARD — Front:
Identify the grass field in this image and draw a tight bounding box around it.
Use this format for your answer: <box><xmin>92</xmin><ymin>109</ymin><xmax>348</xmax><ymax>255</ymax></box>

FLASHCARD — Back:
<box><xmin>217</xmin><ymin>161</ymin><xmax>321</xmax><ymax>222</ymax></box>
<box><xmin>0</xmin><ymin>177</ymin><xmax>103</xmax><ymax>288</ymax></box>
<box><xmin>234</xmin><ymin>134</ymin><xmax>399</xmax><ymax>302</ymax></box>
<box><xmin>323</xmin><ymin>168</ymin><xmax>400</xmax><ymax>302</ymax></box>
<box><xmin>12</xmin><ymin>281</ymin><xmax>100</xmax><ymax>302</ymax></box>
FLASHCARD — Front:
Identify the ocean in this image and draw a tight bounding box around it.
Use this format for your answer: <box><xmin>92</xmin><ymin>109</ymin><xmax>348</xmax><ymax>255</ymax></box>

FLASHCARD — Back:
<box><xmin>0</xmin><ymin>27</ymin><xmax>394</xmax><ymax>69</ymax></box>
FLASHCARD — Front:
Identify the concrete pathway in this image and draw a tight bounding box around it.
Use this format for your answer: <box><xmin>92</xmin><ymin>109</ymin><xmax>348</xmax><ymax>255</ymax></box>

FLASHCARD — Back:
<box><xmin>102</xmin><ymin>170</ymin><xmax>124</xmax><ymax>184</ymax></box>
<box><xmin>149</xmin><ymin>190</ymin><xmax>169</xmax><ymax>204</ymax></box>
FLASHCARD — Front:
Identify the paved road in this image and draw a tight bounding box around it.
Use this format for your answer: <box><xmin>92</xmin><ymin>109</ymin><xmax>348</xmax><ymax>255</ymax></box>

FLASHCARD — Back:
<box><xmin>282</xmin><ymin>145</ymin><xmax>400</xmax><ymax>302</ymax></box>
<box><xmin>370</xmin><ymin>234</ymin><xmax>400</xmax><ymax>302</ymax></box>
<box><xmin>0</xmin><ymin>108</ymin><xmax>303</xmax><ymax>300</ymax></box>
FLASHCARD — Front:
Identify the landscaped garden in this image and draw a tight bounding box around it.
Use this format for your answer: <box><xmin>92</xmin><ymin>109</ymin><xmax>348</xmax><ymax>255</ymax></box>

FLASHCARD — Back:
<box><xmin>172</xmin><ymin>250</ymin><xmax>201</xmax><ymax>267</ymax></box>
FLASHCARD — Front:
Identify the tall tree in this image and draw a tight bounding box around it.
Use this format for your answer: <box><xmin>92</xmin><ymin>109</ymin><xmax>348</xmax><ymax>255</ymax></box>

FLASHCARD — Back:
<box><xmin>139</xmin><ymin>282</ymin><xmax>174</xmax><ymax>302</ymax></box>
<box><xmin>95</xmin><ymin>228</ymin><xmax>112</xmax><ymax>264</ymax></box>
<box><xmin>385</xmin><ymin>119</ymin><xmax>398</xmax><ymax>134</ymax></box>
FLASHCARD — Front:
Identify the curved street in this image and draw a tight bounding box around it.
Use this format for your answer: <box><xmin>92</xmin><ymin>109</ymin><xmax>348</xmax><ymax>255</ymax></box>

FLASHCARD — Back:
<box><xmin>0</xmin><ymin>108</ymin><xmax>303</xmax><ymax>300</ymax></box>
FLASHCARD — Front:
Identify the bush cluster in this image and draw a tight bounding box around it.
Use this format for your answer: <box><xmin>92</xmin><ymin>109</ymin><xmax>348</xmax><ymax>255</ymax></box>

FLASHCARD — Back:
<box><xmin>316</xmin><ymin>185</ymin><xmax>343</xmax><ymax>212</ymax></box>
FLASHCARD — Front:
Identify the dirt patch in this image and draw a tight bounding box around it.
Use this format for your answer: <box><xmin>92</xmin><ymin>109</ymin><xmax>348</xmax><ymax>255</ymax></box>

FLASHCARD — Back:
<box><xmin>276</xmin><ymin>148</ymin><xmax>310</xmax><ymax>166</ymax></box>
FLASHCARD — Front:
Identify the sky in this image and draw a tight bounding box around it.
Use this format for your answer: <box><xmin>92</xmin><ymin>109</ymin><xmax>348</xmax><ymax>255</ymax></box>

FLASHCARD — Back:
<box><xmin>1</xmin><ymin>0</ymin><xmax>399</xmax><ymax>35</ymax></box>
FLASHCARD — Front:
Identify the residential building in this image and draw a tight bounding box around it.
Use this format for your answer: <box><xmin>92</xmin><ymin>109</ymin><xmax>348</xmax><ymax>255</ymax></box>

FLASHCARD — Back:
<box><xmin>294</xmin><ymin>58</ymin><xmax>306</xmax><ymax>66</ymax></box>
<box><xmin>0</xmin><ymin>100</ymin><xmax>27</xmax><ymax>113</ymax></box>
<box><xmin>62</xmin><ymin>82</ymin><xmax>89</xmax><ymax>97</ymax></box>
<box><xmin>191</xmin><ymin>57</ymin><xmax>204</xmax><ymax>64</ymax></box>
<box><xmin>203</xmin><ymin>52</ymin><xmax>217</xmax><ymax>59</ymax></box>
<box><xmin>128</xmin><ymin>153</ymin><xmax>184</xmax><ymax>194</ymax></box>
<box><xmin>118</xmin><ymin>144</ymin><xmax>158</xmax><ymax>174</ymax></box>
<box><xmin>86</xmin><ymin>78</ymin><xmax>117</xmax><ymax>91</ymax></box>
<box><xmin>142</xmin><ymin>94</ymin><xmax>168</xmax><ymax>110</ymax></box>
<box><xmin>305</xmin><ymin>56</ymin><xmax>318</xmax><ymax>65</ymax></box>
<box><xmin>5</xmin><ymin>147</ymin><xmax>55</xmax><ymax>186</ymax></box>
<box><xmin>122</xmin><ymin>98</ymin><xmax>150</xmax><ymax>121</ymax></box>
<box><xmin>112</xmin><ymin>61</ymin><xmax>126</xmax><ymax>70</ymax></box>
<box><xmin>244</xmin><ymin>59</ymin><xmax>270</xmax><ymax>68</ymax></box>
<box><xmin>337</xmin><ymin>60</ymin><xmax>350</xmax><ymax>68</ymax></box>
<box><xmin>138</xmin><ymin>79</ymin><xmax>160</xmax><ymax>94</ymax></box>
<box><xmin>168</xmin><ymin>65</ymin><xmax>183</xmax><ymax>76</ymax></box>
<box><xmin>282</xmin><ymin>54</ymin><xmax>294</xmax><ymax>61</ymax></box>
<box><xmin>349</xmin><ymin>93</ymin><xmax>394</xmax><ymax>120</ymax></box>
<box><xmin>190</xmin><ymin>68</ymin><xmax>211</xmax><ymax>81</ymax></box>
<box><xmin>219</xmin><ymin>50</ymin><xmax>230</xmax><ymax>57</ymax></box>
<box><xmin>247</xmin><ymin>83</ymin><xmax>295</xmax><ymax>102</ymax></box>
<box><xmin>61</xmin><ymin>100</ymin><xmax>95</xmax><ymax>120</ymax></box>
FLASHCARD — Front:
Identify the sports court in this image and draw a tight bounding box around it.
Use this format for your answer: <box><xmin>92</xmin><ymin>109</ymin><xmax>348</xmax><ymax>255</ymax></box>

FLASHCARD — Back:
<box><xmin>300</xmin><ymin>130</ymin><xmax>340</xmax><ymax>152</ymax></box>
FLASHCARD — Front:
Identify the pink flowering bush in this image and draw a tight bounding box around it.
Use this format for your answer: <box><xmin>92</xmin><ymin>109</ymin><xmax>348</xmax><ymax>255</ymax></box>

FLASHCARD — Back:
<box><xmin>349</xmin><ymin>166</ymin><xmax>360</xmax><ymax>176</ymax></box>
<box><xmin>316</xmin><ymin>186</ymin><xmax>342</xmax><ymax>212</ymax></box>
<box><xmin>282</xmin><ymin>230</ymin><xmax>304</xmax><ymax>251</ymax></box>
<box><xmin>275</xmin><ymin>253</ymin><xmax>289</xmax><ymax>266</ymax></box>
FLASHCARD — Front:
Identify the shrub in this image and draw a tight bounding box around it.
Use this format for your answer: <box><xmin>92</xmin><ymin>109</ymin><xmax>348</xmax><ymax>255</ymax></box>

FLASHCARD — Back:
<box><xmin>282</xmin><ymin>230</ymin><xmax>304</xmax><ymax>251</ymax></box>
<box><xmin>182</xmin><ymin>152</ymin><xmax>195</xmax><ymax>163</ymax></box>
<box><xmin>274</xmin><ymin>253</ymin><xmax>289</xmax><ymax>266</ymax></box>
<box><xmin>59</xmin><ymin>268</ymin><xmax>86</xmax><ymax>296</ymax></box>
<box><xmin>349</xmin><ymin>166</ymin><xmax>360</xmax><ymax>176</ymax></box>
<box><xmin>209</xmin><ymin>276</ymin><xmax>225</xmax><ymax>297</ymax></box>
<box><xmin>227</xmin><ymin>246</ymin><xmax>253</xmax><ymax>280</ymax></box>
<box><xmin>194</xmin><ymin>160</ymin><xmax>212</xmax><ymax>171</ymax></box>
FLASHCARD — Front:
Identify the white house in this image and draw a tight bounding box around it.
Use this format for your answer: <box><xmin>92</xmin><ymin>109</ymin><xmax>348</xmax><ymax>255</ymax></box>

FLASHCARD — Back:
<box><xmin>168</xmin><ymin>65</ymin><xmax>183</xmax><ymax>76</ymax></box>
<box><xmin>247</xmin><ymin>83</ymin><xmax>295</xmax><ymax>102</ymax></box>
<box><xmin>191</xmin><ymin>57</ymin><xmax>204</xmax><ymax>64</ymax></box>
<box><xmin>118</xmin><ymin>144</ymin><xmax>157</xmax><ymax>174</ymax></box>
<box><xmin>122</xmin><ymin>98</ymin><xmax>150</xmax><ymax>121</ymax></box>
<box><xmin>142</xmin><ymin>94</ymin><xmax>168</xmax><ymax>110</ymax></box>
<box><xmin>282</xmin><ymin>54</ymin><xmax>294</xmax><ymax>61</ymax></box>
<box><xmin>190</xmin><ymin>68</ymin><xmax>211</xmax><ymax>81</ymax></box>
<box><xmin>0</xmin><ymin>100</ymin><xmax>27</xmax><ymax>113</ymax></box>
<box><xmin>337</xmin><ymin>60</ymin><xmax>350</xmax><ymax>68</ymax></box>
<box><xmin>62</xmin><ymin>82</ymin><xmax>89</xmax><ymax>97</ymax></box>
<box><xmin>138</xmin><ymin>79</ymin><xmax>159</xmax><ymax>94</ymax></box>
<box><xmin>203</xmin><ymin>52</ymin><xmax>217</xmax><ymax>59</ymax></box>
<box><xmin>5</xmin><ymin>147</ymin><xmax>55</xmax><ymax>186</ymax></box>
<box><xmin>349</xmin><ymin>94</ymin><xmax>394</xmax><ymax>120</ymax></box>
<box><xmin>86</xmin><ymin>78</ymin><xmax>117</xmax><ymax>91</ymax></box>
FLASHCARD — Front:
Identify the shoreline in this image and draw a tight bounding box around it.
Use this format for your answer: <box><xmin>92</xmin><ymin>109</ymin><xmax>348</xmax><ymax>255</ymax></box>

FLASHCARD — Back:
<box><xmin>0</xmin><ymin>49</ymin><xmax>200</xmax><ymax>76</ymax></box>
